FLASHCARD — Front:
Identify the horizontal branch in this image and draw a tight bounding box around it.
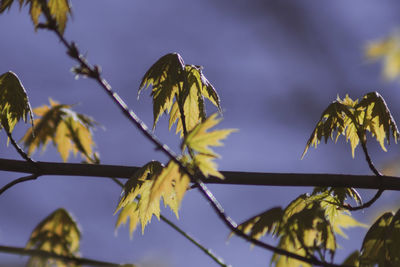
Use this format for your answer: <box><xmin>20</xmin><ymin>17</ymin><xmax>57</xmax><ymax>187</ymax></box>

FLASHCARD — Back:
<box><xmin>0</xmin><ymin>158</ymin><xmax>399</xmax><ymax>190</ymax></box>
<box><xmin>0</xmin><ymin>244</ymin><xmax>127</xmax><ymax>266</ymax></box>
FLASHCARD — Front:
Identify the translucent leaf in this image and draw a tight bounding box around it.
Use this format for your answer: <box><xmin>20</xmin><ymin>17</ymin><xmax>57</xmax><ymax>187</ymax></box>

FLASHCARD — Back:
<box><xmin>303</xmin><ymin>92</ymin><xmax>399</xmax><ymax>158</ymax></box>
<box><xmin>26</xmin><ymin>208</ymin><xmax>81</xmax><ymax>267</ymax></box>
<box><xmin>182</xmin><ymin>113</ymin><xmax>236</xmax><ymax>178</ymax></box>
<box><xmin>114</xmin><ymin>161</ymin><xmax>189</xmax><ymax>235</ymax></box>
<box><xmin>356</xmin><ymin>92</ymin><xmax>399</xmax><ymax>151</ymax></box>
<box><xmin>21</xmin><ymin>99</ymin><xmax>97</xmax><ymax>162</ymax></box>
<box><xmin>0</xmin><ymin>0</ymin><xmax>71</xmax><ymax>34</ymax></box>
<box><xmin>0</xmin><ymin>71</ymin><xmax>33</xmax><ymax>133</ymax></box>
<box><xmin>231</xmin><ymin>207</ymin><xmax>283</xmax><ymax>241</ymax></box>
<box><xmin>360</xmin><ymin>209</ymin><xmax>400</xmax><ymax>266</ymax></box>
<box><xmin>138</xmin><ymin>53</ymin><xmax>185</xmax><ymax>130</ymax></box>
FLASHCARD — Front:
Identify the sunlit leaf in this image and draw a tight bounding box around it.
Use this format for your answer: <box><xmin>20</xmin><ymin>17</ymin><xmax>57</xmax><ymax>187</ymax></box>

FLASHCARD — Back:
<box><xmin>26</xmin><ymin>208</ymin><xmax>80</xmax><ymax>267</ymax></box>
<box><xmin>115</xmin><ymin>160</ymin><xmax>189</xmax><ymax>236</ymax></box>
<box><xmin>21</xmin><ymin>99</ymin><xmax>97</xmax><ymax>162</ymax></box>
<box><xmin>139</xmin><ymin>54</ymin><xmax>221</xmax><ymax>136</ymax></box>
<box><xmin>0</xmin><ymin>0</ymin><xmax>71</xmax><ymax>34</ymax></box>
<box><xmin>139</xmin><ymin>53</ymin><xmax>185</xmax><ymax>130</ymax></box>
<box><xmin>182</xmin><ymin>113</ymin><xmax>236</xmax><ymax>178</ymax></box>
<box><xmin>303</xmin><ymin>92</ymin><xmax>399</xmax><ymax>158</ymax></box>
<box><xmin>360</xmin><ymin>209</ymin><xmax>400</xmax><ymax>266</ymax></box>
<box><xmin>0</xmin><ymin>71</ymin><xmax>33</xmax><ymax>133</ymax></box>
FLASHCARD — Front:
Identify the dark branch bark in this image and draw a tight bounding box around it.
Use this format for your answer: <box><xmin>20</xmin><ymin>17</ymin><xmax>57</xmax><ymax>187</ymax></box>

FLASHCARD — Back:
<box><xmin>0</xmin><ymin>158</ymin><xmax>399</xmax><ymax>190</ymax></box>
<box><xmin>0</xmin><ymin>244</ymin><xmax>127</xmax><ymax>266</ymax></box>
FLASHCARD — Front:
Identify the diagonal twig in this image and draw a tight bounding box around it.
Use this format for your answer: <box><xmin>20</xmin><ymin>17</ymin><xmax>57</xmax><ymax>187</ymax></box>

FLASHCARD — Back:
<box><xmin>0</xmin><ymin>174</ymin><xmax>40</xmax><ymax>196</ymax></box>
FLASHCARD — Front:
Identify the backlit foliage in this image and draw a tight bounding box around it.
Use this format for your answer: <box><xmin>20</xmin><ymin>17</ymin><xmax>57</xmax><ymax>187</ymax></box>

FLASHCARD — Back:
<box><xmin>114</xmin><ymin>160</ymin><xmax>190</xmax><ymax>236</ymax></box>
<box><xmin>26</xmin><ymin>208</ymin><xmax>81</xmax><ymax>267</ymax></box>
<box><xmin>0</xmin><ymin>0</ymin><xmax>71</xmax><ymax>34</ymax></box>
<box><xmin>233</xmin><ymin>189</ymin><xmax>366</xmax><ymax>267</ymax></box>
<box><xmin>303</xmin><ymin>92</ymin><xmax>399</xmax><ymax>158</ymax></box>
<box><xmin>21</xmin><ymin>99</ymin><xmax>97</xmax><ymax>162</ymax></box>
<box><xmin>0</xmin><ymin>71</ymin><xmax>33</xmax><ymax>133</ymax></box>
<box><xmin>138</xmin><ymin>53</ymin><xmax>221</xmax><ymax>136</ymax></box>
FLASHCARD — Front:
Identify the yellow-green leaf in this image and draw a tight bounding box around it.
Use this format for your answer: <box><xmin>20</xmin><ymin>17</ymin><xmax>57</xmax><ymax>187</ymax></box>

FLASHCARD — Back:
<box><xmin>0</xmin><ymin>71</ymin><xmax>33</xmax><ymax>133</ymax></box>
<box><xmin>21</xmin><ymin>99</ymin><xmax>97</xmax><ymax>162</ymax></box>
<box><xmin>360</xmin><ymin>209</ymin><xmax>400</xmax><ymax>266</ymax></box>
<box><xmin>26</xmin><ymin>208</ymin><xmax>80</xmax><ymax>267</ymax></box>
<box><xmin>48</xmin><ymin>0</ymin><xmax>70</xmax><ymax>34</ymax></box>
<box><xmin>139</xmin><ymin>53</ymin><xmax>185</xmax><ymax>129</ymax></box>
<box><xmin>183</xmin><ymin>113</ymin><xmax>236</xmax><ymax>156</ymax></box>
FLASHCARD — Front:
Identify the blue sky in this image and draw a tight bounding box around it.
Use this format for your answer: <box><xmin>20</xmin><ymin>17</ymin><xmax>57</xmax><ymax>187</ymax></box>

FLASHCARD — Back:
<box><xmin>1</xmin><ymin>1</ymin><xmax>400</xmax><ymax>266</ymax></box>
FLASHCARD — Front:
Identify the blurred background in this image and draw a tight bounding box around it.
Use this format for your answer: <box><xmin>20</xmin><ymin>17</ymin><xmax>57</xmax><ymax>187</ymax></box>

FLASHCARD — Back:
<box><xmin>1</xmin><ymin>0</ymin><xmax>400</xmax><ymax>266</ymax></box>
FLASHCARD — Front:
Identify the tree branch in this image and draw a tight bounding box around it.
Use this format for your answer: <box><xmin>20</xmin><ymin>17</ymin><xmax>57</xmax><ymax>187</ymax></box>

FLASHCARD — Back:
<box><xmin>0</xmin><ymin>173</ymin><xmax>40</xmax><ymax>196</ymax></box>
<box><xmin>0</xmin><ymin>158</ymin><xmax>399</xmax><ymax>190</ymax></box>
<box><xmin>0</xmin><ymin>244</ymin><xmax>129</xmax><ymax>266</ymax></box>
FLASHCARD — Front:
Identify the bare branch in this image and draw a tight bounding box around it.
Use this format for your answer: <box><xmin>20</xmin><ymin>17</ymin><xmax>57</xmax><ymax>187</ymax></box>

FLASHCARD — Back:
<box><xmin>0</xmin><ymin>174</ymin><xmax>39</xmax><ymax>196</ymax></box>
<box><xmin>0</xmin><ymin>244</ymin><xmax>129</xmax><ymax>266</ymax></box>
<box><xmin>0</xmin><ymin>158</ymin><xmax>399</xmax><ymax>190</ymax></box>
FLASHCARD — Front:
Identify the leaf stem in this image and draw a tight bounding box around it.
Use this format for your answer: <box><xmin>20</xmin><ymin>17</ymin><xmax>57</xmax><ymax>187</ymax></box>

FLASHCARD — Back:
<box><xmin>5</xmin><ymin>129</ymin><xmax>36</xmax><ymax>164</ymax></box>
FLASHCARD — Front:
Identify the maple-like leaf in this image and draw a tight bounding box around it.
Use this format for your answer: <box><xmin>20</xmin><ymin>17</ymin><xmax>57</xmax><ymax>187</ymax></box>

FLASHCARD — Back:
<box><xmin>359</xmin><ymin>209</ymin><xmax>400</xmax><ymax>266</ymax></box>
<box><xmin>0</xmin><ymin>71</ymin><xmax>33</xmax><ymax>134</ymax></box>
<box><xmin>182</xmin><ymin>113</ymin><xmax>236</xmax><ymax>178</ymax></box>
<box><xmin>21</xmin><ymin>99</ymin><xmax>97</xmax><ymax>162</ymax></box>
<box><xmin>303</xmin><ymin>92</ymin><xmax>399</xmax><ymax>159</ymax></box>
<box><xmin>139</xmin><ymin>54</ymin><xmax>221</xmax><ymax>137</ymax></box>
<box><xmin>139</xmin><ymin>53</ymin><xmax>185</xmax><ymax>130</ymax></box>
<box><xmin>115</xmin><ymin>160</ymin><xmax>189</xmax><ymax>236</ymax></box>
<box><xmin>26</xmin><ymin>208</ymin><xmax>81</xmax><ymax>267</ymax></box>
<box><xmin>0</xmin><ymin>0</ymin><xmax>71</xmax><ymax>34</ymax></box>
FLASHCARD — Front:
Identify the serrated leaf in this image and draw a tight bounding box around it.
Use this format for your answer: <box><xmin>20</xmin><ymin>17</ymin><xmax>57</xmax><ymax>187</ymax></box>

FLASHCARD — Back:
<box><xmin>303</xmin><ymin>92</ymin><xmax>399</xmax><ymax>159</ymax></box>
<box><xmin>183</xmin><ymin>113</ymin><xmax>235</xmax><ymax>156</ymax></box>
<box><xmin>360</xmin><ymin>209</ymin><xmax>400</xmax><ymax>266</ymax></box>
<box><xmin>115</xmin><ymin>161</ymin><xmax>189</xmax><ymax>236</ymax></box>
<box><xmin>139</xmin><ymin>53</ymin><xmax>185</xmax><ymax>130</ymax></box>
<box><xmin>26</xmin><ymin>208</ymin><xmax>80</xmax><ymax>267</ymax></box>
<box><xmin>0</xmin><ymin>71</ymin><xmax>33</xmax><ymax>133</ymax></box>
<box><xmin>182</xmin><ymin>113</ymin><xmax>236</xmax><ymax>178</ymax></box>
<box><xmin>21</xmin><ymin>99</ymin><xmax>97</xmax><ymax>162</ymax></box>
<box><xmin>1</xmin><ymin>0</ymin><xmax>71</xmax><ymax>34</ymax></box>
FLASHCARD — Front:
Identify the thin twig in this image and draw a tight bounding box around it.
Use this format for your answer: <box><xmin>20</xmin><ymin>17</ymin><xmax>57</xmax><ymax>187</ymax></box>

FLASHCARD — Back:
<box><xmin>5</xmin><ymin>129</ymin><xmax>36</xmax><ymax>164</ymax></box>
<box><xmin>0</xmin><ymin>244</ymin><xmax>126</xmax><ymax>266</ymax></box>
<box><xmin>341</xmin><ymin>106</ymin><xmax>384</xmax><ymax>211</ymax></box>
<box><xmin>36</xmin><ymin>6</ymin><xmax>346</xmax><ymax>266</ymax></box>
<box><xmin>0</xmin><ymin>174</ymin><xmax>40</xmax><ymax>196</ymax></box>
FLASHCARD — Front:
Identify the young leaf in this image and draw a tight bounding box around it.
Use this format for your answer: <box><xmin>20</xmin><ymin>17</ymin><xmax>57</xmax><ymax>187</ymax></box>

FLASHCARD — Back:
<box><xmin>139</xmin><ymin>54</ymin><xmax>221</xmax><ymax>136</ymax></box>
<box><xmin>0</xmin><ymin>71</ymin><xmax>33</xmax><ymax>133</ymax></box>
<box><xmin>21</xmin><ymin>99</ymin><xmax>97</xmax><ymax>162</ymax></box>
<box><xmin>342</xmin><ymin>250</ymin><xmax>360</xmax><ymax>267</ymax></box>
<box><xmin>359</xmin><ymin>209</ymin><xmax>400</xmax><ymax>266</ymax></box>
<box><xmin>26</xmin><ymin>208</ymin><xmax>81</xmax><ymax>267</ymax></box>
<box><xmin>139</xmin><ymin>53</ymin><xmax>185</xmax><ymax>130</ymax></box>
<box><xmin>115</xmin><ymin>161</ymin><xmax>189</xmax><ymax>236</ymax></box>
<box><xmin>303</xmin><ymin>92</ymin><xmax>399</xmax><ymax>158</ymax></box>
<box><xmin>0</xmin><ymin>0</ymin><xmax>71</xmax><ymax>34</ymax></box>
<box><xmin>356</xmin><ymin>92</ymin><xmax>399</xmax><ymax>151</ymax></box>
<box><xmin>182</xmin><ymin>113</ymin><xmax>236</xmax><ymax>178</ymax></box>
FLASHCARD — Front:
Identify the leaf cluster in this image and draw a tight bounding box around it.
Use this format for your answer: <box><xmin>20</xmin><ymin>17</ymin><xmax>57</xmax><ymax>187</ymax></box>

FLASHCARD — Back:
<box><xmin>21</xmin><ymin>98</ymin><xmax>98</xmax><ymax>162</ymax></box>
<box><xmin>303</xmin><ymin>92</ymin><xmax>399</xmax><ymax>158</ymax></box>
<box><xmin>138</xmin><ymin>53</ymin><xmax>221</xmax><ymax>136</ymax></box>
<box><xmin>0</xmin><ymin>0</ymin><xmax>71</xmax><ymax>33</ymax></box>
<box><xmin>232</xmin><ymin>187</ymin><xmax>366</xmax><ymax>266</ymax></box>
<box><xmin>26</xmin><ymin>208</ymin><xmax>81</xmax><ymax>267</ymax></box>
<box><xmin>114</xmin><ymin>160</ymin><xmax>190</xmax><ymax>236</ymax></box>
